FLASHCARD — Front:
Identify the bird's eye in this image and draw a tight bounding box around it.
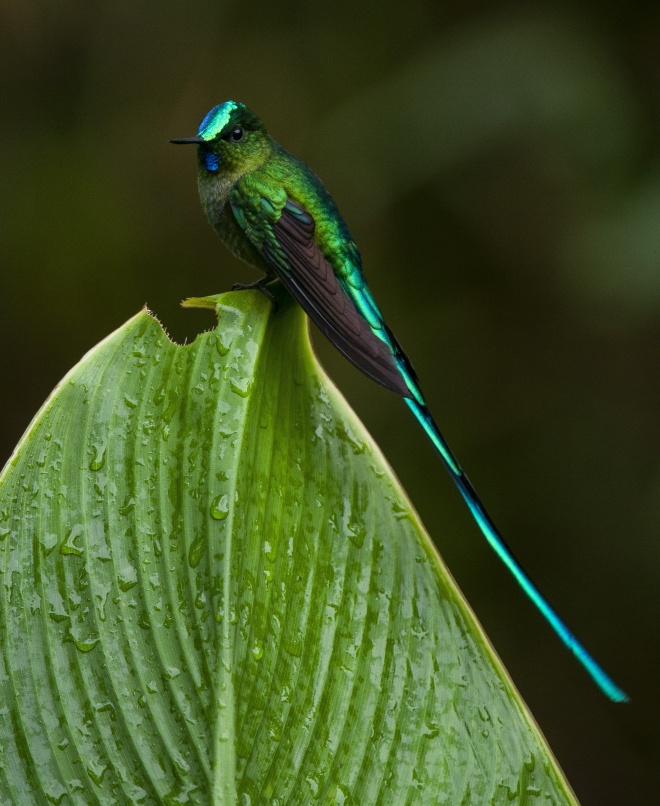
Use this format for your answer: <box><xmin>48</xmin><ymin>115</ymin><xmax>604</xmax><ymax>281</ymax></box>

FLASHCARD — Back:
<box><xmin>229</xmin><ymin>127</ymin><xmax>244</xmax><ymax>142</ymax></box>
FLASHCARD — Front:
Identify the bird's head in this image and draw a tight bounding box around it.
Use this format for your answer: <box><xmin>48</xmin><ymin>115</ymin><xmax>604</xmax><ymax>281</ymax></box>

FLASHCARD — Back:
<box><xmin>170</xmin><ymin>100</ymin><xmax>270</xmax><ymax>178</ymax></box>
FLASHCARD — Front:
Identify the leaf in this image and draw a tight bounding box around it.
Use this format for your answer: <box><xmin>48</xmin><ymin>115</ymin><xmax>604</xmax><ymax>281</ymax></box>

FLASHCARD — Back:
<box><xmin>0</xmin><ymin>288</ymin><xmax>578</xmax><ymax>804</ymax></box>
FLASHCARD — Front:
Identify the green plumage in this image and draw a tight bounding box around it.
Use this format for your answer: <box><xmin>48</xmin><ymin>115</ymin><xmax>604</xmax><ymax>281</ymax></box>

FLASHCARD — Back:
<box><xmin>199</xmin><ymin>134</ymin><xmax>386</xmax><ymax>335</ymax></box>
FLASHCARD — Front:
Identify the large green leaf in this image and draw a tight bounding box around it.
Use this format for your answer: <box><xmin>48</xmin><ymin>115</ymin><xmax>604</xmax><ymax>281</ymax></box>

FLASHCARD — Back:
<box><xmin>0</xmin><ymin>289</ymin><xmax>577</xmax><ymax>804</ymax></box>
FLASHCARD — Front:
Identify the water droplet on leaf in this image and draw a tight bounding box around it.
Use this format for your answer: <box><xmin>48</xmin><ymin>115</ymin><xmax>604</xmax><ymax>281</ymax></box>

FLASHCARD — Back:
<box><xmin>188</xmin><ymin>536</ymin><xmax>205</xmax><ymax>567</ymax></box>
<box><xmin>89</xmin><ymin>443</ymin><xmax>106</xmax><ymax>471</ymax></box>
<box><xmin>61</xmin><ymin>525</ymin><xmax>84</xmax><ymax>557</ymax></box>
<box><xmin>230</xmin><ymin>377</ymin><xmax>251</xmax><ymax>398</ymax></box>
<box><xmin>118</xmin><ymin>564</ymin><xmax>138</xmax><ymax>591</ymax></box>
<box><xmin>210</xmin><ymin>494</ymin><xmax>230</xmax><ymax>520</ymax></box>
<box><xmin>71</xmin><ymin>635</ymin><xmax>99</xmax><ymax>653</ymax></box>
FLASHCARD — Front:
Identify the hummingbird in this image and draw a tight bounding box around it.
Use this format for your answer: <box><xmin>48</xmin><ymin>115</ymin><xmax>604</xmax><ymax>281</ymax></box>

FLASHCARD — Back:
<box><xmin>171</xmin><ymin>100</ymin><xmax>628</xmax><ymax>702</ymax></box>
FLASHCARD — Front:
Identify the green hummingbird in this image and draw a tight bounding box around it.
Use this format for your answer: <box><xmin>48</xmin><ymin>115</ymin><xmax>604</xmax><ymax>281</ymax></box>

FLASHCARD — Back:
<box><xmin>171</xmin><ymin>100</ymin><xmax>627</xmax><ymax>702</ymax></box>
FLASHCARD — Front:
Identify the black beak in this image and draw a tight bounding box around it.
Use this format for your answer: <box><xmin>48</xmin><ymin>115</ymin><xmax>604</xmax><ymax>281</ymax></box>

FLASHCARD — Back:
<box><xmin>169</xmin><ymin>136</ymin><xmax>205</xmax><ymax>145</ymax></box>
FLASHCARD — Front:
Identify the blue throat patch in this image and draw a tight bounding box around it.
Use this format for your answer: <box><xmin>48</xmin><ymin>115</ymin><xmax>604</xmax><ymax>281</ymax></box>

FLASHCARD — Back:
<box><xmin>203</xmin><ymin>151</ymin><xmax>220</xmax><ymax>172</ymax></box>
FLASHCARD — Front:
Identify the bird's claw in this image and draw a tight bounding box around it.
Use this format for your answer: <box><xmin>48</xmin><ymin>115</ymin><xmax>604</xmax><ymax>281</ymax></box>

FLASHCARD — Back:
<box><xmin>232</xmin><ymin>277</ymin><xmax>278</xmax><ymax>308</ymax></box>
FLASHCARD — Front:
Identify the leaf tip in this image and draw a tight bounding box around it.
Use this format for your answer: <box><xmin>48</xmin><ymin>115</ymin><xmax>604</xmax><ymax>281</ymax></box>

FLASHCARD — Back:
<box><xmin>181</xmin><ymin>294</ymin><xmax>223</xmax><ymax>311</ymax></box>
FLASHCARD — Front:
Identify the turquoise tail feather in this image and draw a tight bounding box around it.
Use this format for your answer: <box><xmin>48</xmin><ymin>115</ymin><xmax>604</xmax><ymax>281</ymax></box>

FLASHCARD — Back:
<box><xmin>404</xmin><ymin>396</ymin><xmax>629</xmax><ymax>703</ymax></box>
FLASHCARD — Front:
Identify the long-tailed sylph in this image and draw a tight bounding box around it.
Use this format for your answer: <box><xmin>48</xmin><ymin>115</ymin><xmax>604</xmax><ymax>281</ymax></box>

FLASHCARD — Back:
<box><xmin>171</xmin><ymin>99</ymin><xmax>627</xmax><ymax>702</ymax></box>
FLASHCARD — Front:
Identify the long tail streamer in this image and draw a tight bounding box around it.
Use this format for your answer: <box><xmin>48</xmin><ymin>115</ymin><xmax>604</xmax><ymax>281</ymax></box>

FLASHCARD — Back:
<box><xmin>404</xmin><ymin>397</ymin><xmax>628</xmax><ymax>703</ymax></box>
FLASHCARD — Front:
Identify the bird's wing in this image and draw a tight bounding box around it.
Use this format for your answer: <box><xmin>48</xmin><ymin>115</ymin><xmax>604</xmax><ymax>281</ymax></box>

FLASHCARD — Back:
<box><xmin>230</xmin><ymin>191</ymin><xmax>416</xmax><ymax>398</ymax></box>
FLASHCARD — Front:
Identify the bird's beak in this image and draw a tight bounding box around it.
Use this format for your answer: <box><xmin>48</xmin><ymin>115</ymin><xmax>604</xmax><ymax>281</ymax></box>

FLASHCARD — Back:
<box><xmin>169</xmin><ymin>136</ymin><xmax>206</xmax><ymax>145</ymax></box>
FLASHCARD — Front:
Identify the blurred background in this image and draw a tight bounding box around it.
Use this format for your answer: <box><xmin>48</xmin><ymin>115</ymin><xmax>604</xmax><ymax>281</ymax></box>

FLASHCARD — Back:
<box><xmin>1</xmin><ymin>0</ymin><xmax>658</xmax><ymax>801</ymax></box>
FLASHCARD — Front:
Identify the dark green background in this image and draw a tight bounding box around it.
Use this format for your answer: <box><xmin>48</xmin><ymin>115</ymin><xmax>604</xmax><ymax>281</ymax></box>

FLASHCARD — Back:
<box><xmin>1</xmin><ymin>1</ymin><xmax>657</xmax><ymax>802</ymax></box>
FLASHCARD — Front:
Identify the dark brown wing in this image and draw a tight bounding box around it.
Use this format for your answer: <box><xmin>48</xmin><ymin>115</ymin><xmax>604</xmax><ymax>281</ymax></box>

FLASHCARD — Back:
<box><xmin>265</xmin><ymin>202</ymin><xmax>410</xmax><ymax>397</ymax></box>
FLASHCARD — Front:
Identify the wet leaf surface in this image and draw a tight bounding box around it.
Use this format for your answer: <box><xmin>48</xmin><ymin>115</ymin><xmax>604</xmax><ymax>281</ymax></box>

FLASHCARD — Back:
<box><xmin>0</xmin><ymin>289</ymin><xmax>577</xmax><ymax>804</ymax></box>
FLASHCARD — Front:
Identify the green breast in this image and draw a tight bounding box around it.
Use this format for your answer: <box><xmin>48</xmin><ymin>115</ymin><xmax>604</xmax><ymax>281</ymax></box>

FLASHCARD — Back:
<box><xmin>198</xmin><ymin>170</ymin><xmax>270</xmax><ymax>273</ymax></box>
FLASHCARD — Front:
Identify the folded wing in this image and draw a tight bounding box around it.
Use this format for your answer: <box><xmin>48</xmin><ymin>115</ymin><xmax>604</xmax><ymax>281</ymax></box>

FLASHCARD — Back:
<box><xmin>233</xmin><ymin>195</ymin><xmax>411</xmax><ymax>397</ymax></box>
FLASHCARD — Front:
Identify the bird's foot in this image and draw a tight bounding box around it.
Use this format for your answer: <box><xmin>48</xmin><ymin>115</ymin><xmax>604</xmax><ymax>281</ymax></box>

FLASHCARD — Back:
<box><xmin>232</xmin><ymin>276</ymin><xmax>278</xmax><ymax>306</ymax></box>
